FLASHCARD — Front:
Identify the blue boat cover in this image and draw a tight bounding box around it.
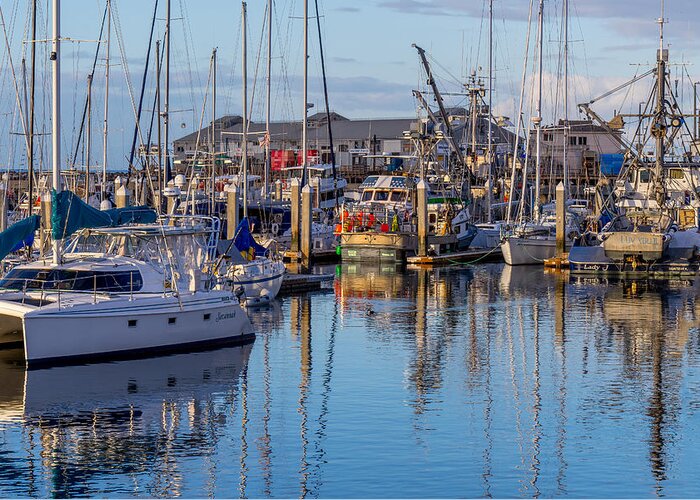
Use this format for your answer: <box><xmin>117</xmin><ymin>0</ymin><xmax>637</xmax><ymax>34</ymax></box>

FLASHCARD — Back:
<box><xmin>51</xmin><ymin>190</ymin><xmax>157</xmax><ymax>240</ymax></box>
<box><xmin>600</xmin><ymin>154</ymin><xmax>625</xmax><ymax>177</ymax></box>
<box><xmin>0</xmin><ymin>215</ymin><xmax>40</xmax><ymax>261</ymax></box>
<box><xmin>233</xmin><ymin>218</ymin><xmax>268</xmax><ymax>260</ymax></box>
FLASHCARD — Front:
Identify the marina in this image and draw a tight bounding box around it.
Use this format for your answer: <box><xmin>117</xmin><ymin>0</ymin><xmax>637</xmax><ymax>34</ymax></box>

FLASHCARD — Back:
<box><xmin>1</xmin><ymin>0</ymin><xmax>700</xmax><ymax>497</ymax></box>
<box><xmin>1</xmin><ymin>264</ymin><xmax>700</xmax><ymax>496</ymax></box>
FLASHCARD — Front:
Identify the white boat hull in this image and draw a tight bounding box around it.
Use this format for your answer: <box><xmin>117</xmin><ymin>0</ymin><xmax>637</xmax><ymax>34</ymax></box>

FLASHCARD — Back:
<box><xmin>227</xmin><ymin>260</ymin><xmax>286</xmax><ymax>304</ymax></box>
<box><xmin>0</xmin><ymin>292</ymin><xmax>254</xmax><ymax>364</ymax></box>
<box><xmin>501</xmin><ymin>237</ymin><xmax>556</xmax><ymax>266</ymax></box>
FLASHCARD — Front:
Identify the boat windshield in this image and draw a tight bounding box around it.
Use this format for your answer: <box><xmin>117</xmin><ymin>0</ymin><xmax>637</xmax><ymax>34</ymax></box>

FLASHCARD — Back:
<box><xmin>0</xmin><ymin>268</ymin><xmax>143</xmax><ymax>292</ymax></box>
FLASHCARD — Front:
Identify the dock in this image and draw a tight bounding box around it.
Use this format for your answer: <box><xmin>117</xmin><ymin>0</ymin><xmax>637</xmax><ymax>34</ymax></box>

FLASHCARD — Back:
<box><xmin>406</xmin><ymin>247</ymin><xmax>503</xmax><ymax>267</ymax></box>
<box><xmin>279</xmin><ymin>272</ymin><xmax>334</xmax><ymax>295</ymax></box>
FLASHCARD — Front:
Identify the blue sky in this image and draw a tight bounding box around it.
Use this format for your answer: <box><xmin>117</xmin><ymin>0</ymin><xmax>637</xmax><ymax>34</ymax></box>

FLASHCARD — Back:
<box><xmin>2</xmin><ymin>0</ymin><xmax>699</xmax><ymax>170</ymax></box>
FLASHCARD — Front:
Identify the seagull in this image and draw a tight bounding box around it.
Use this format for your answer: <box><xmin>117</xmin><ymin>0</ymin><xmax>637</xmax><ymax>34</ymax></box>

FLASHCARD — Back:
<box><xmin>366</xmin><ymin>305</ymin><xmax>375</xmax><ymax>316</ymax></box>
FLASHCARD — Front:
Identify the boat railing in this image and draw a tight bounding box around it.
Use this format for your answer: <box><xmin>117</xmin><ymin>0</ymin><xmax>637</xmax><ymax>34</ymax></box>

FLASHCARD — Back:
<box><xmin>3</xmin><ymin>270</ymin><xmax>168</xmax><ymax>310</ymax></box>
<box><xmin>338</xmin><ymin>203</ymin><xmax>416</xmax><ymax>234</ymax></box>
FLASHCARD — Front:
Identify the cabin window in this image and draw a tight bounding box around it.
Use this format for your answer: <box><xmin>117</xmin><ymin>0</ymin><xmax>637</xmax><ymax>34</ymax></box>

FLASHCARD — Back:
<box><xmin>569</xmin><ymin>136</ymin><xmax>577</xmax><ymax>146</ymax></box>
<box><xmin>0</xmin><ymin>269</ymin><xmax>143</xmax><ymax>292</ymax></box>
<box><xmin>203</xmin><ymin>313</ymin><xmax>211</xmax><ymax>321</ymax></box>
<box><xmin>670</xmin><ymin>169</ymin><xmax>685</xmax><ymax>180</ymax></box>
<box><xmin>128</xmin><ymin>319</ymin><xmax>138</xmax><ymax>328</ymax></box>
<box><xmin>373</xmin><ymin>191</ymin><xmax>389</xmax><ymax>202</ymax></box>
<box><xmin>578</xmin><ymin>136</ymin><xmax>587</xmax><ymax>146</ymax></box>
<box><xmin>362</xmin><ymin>191</ymin><xmax>374</xmax><ymax>202</ymax></box>
<box><xmin>168</xmin><ymin>317</ymin><xmax>177</xmax><ymax>325</ymax></box>
<box><xmin>639</xmin><ymin>169</ymin><xmax>651</xmax><ymax>183</ymax></box>
<box><xmin>390</xmin><ymin>191</ymin><xmax>404</xmax><ymax>202</ymax></box>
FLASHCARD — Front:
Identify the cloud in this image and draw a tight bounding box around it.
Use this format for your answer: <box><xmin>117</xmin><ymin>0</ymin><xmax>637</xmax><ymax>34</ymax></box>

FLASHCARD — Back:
<box><xmin>335</xmin><ymin>7</ymin><xmax>361</xmax><ymax>13</ymax></box>
<box><xmin>334</xmin><ymin>57</ymin><xmax>358</xmax><ymax>64</ymax></box>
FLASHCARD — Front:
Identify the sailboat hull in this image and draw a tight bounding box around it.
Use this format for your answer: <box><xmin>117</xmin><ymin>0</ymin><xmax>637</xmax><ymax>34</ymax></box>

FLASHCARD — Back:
<box><xmin>10</xmin><ymin>292</ymin><xmax>254</xmax><ymax>365</ymax></box>
<box><xmin>501</xmin><ymin>237</ymin><xmax>556</xmax><ymax>265</ymax></box>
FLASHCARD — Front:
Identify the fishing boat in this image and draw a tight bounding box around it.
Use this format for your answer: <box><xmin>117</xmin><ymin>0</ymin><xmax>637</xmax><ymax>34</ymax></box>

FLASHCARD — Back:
<box><xmin>339</xmin><ymin>174</ymin><xmax>477</xmax><ymax>261</ymax></box>
<box><xmin>569</xmin><ymin>3</ymin><xmax>700</xmax><ymax>276</ymax></box>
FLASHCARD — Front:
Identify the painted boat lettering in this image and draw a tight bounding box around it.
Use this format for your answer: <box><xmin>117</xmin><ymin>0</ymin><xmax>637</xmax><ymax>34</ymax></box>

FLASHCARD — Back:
<box><xmin>216</xmin><ymin>311</ymin><xmax>237</xmax><ymax>322</ymax></box>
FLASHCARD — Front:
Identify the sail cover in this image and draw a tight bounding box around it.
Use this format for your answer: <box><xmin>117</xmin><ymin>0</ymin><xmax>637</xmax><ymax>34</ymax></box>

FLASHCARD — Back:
<box><xmin>233</xmin><ymin>218</ymin><xmax>268</xmax><ymax>260</ymax></box>
<box><xmin>0</xmin><ymin>215</ymin><xmax>40</xmax><ymax>261</ymax></box>
<box><xmin>51</xmin><ymin>190</ymin><xmax>157</xmax><ymax>240</ymax></box>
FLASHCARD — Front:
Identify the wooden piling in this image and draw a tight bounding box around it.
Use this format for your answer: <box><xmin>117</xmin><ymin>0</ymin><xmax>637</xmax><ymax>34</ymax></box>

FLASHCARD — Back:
<box><xmin>417</xmin><ymin>179</ymin><xmax>428</xmax><ymax>257</ymax></box>
<box><xmin>555</xmin><ymin>181</ymin><xmax>565</xmax><ymax>257</ymax></box>
<box><xmin>301</xmin><ymin>183</ymin><xmax>313</xmax><ymax>266</ymax></box>
<box><xmin>290</xmin><ymin>178</ymin><xmax>300</xmax><ymax>253</ymax></box>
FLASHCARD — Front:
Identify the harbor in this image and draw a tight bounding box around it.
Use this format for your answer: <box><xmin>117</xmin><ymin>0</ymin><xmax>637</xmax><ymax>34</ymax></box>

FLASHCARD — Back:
<box><xmin>2</xmin><ymin>264</ymin><xmax>700</xmax><ymax>496</ymax></box>
<box><xmin>2</xmin><ymin>0</ymin><xmax>700</xmax><ymax>497</ymax></box>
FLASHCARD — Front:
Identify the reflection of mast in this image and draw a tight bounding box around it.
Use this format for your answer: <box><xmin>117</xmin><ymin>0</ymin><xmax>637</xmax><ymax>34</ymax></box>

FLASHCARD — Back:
<box><xmin>648</xmin><ymin>308</ymin><xmax>667</xmax><ymax>491</ymax></box>
<box><xmin>298</xmin><ymin>296</ymin><xmax>312</xmax><ymax>497</ymax></box>
<box><xmin>481</xmin><ymin>304</ymin><xmax>493</xmax><ymax>497</ymax></box>
<box><xmin>256</xmin><ymin>334</ymin><xmax>273</xmax><ymax>496</ymax></box>
<box><xmin>529</xmin><ymin>301</ymin><xmax>541</xmax><ymax>497</ymax></box>
<box><xmin>239</xmin><ymin>365</ymin><xmax>249</xmax><ymax>497</ymax></box>
<box><xmin>313</xmin><ymin>287</ymin><xmax>338</xmax><ymax>493</ymax></box>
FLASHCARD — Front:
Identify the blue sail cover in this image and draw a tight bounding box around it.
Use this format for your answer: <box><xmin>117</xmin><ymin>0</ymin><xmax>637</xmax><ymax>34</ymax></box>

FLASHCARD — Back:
<box><xmin>51</xmin><ymin>190</ymin><xmax>157</xmax><ymax>240</ymax></box>
<box><xmin>233</xmin><ymin>218</ymin><xmax>268</xmax><ymax>260</ymax></box>
<box><xmin>0</xmin><ymin>215</ymin><xmax>40</xmax><ymax>261</ymax></box>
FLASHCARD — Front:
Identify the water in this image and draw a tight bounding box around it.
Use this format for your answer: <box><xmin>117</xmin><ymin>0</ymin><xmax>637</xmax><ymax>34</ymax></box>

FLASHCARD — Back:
<box><xmin>1</xmin><ymin>263</ymin><xmax>700</xmax><ymax>497</ymax></box>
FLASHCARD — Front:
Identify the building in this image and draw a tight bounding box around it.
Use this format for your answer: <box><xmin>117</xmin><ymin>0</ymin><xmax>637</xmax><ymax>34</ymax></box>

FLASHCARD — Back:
<box><xmin>537</xmin><ymin>119</ymin><xmax>623</xmax><ymax>184</ymax></box>
<box><xmin>173</xmin><ymin>110</ymin><xmax>518</xmax><ymax>184</ymax></box>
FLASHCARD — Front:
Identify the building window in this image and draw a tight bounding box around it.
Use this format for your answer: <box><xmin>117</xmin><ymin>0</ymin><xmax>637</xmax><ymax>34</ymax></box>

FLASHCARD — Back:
<box><xmin>338</xmin><ymin>144</ymin><xmax>348</xmax><ymax>152</ymax></box>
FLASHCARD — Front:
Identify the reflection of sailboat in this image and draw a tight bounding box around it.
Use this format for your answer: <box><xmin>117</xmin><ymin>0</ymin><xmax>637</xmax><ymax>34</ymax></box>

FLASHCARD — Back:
<box><xmin>499</xmin><ymin>263</ymin><xmax>554</xmax><ymax>297</ymax></box>
<box><xmin>0</xmin><ymin>345</ymin><xmax>252</xmax><ymax>496</ymax></box>
<box><xmin>16</xmin><ymin>346</ymin><xmax>250</xmax><ymax>422</ymax></box>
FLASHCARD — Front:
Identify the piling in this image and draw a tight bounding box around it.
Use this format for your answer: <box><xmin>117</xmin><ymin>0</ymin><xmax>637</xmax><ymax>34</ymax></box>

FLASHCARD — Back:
<box><xmin>0</xmin><ymin>181</ymin><xmax>7</xmax><ymax>232</ymax></box>
<box><xmin>275</xmin><ymin>179</ymin><xmax>282</xmax><ymax>201</ymax></box>
<box><xmin>290</xmin><ymin>178</ymin><xmax>300</xmax><ymax>254</ymax></box>
<box><xmin>417</xmin><ymin>179</ymin><xmax>428</xmax><ymax>257</ymax></box>
<box><xmin>115</xmin><ymin>185</ymin><xmax>130</xmax><ymax>208</ymax></box>
<box><xmin>555</xmin><ymin>181</ymin><xmax>565</xmax><ymax>257</ymax></box>
<box><xmin>301</xmin><ymin>183</ymin><xmax>313</xmax><ymax>266</ymax></box>
<box><xmin>226</xmin><ymin>185</ymin><xmax>240</xmax><ymax>240</ymax></box>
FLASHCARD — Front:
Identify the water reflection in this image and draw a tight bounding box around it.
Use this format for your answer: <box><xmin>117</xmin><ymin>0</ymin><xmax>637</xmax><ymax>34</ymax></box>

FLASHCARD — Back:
<box><xmin>1</xmin><ymin>266</ymin><xmax>700</xmax><ymax>497</ymax></box>
<box><xmin>0</xmin><ymin>346</ymin><xmax>251</xmax><ymax>498</ymax></box>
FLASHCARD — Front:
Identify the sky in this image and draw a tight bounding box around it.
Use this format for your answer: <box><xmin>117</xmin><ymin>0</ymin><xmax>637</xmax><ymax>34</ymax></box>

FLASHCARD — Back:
<box><xmin>1</xmin><ymin>0</ymin><xmax>699</xmax><ymax>171</ymax></box>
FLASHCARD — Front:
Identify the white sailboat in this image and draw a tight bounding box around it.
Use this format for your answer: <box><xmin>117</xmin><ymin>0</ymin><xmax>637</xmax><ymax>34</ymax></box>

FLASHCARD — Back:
<box><xmin>0</xmin><ymin>0</ymin><xmax>254</xmax><ymax>365</ymax></box>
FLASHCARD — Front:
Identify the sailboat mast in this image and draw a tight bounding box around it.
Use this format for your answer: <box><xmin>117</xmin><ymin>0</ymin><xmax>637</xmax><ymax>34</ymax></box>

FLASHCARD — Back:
<box><xmin>28</xmin><ymin>0</ymin><xmax>37</xmax><ymax>215</ymax></box>
<box><xmin>534</xmin><ymin>0</ymin><xmax>543</xmax><ymax>216</ymax></box>
<box><xmin>265</xmin><ymin>0</ymin><xmax>272</xmax><ymax>199</ymax></box>
<box><xmin>163</xmin><ymin>0</ymin><xmax>171</xmax><ymax>185</ymax></box>
<box><xmin>563</xmin><ymin>0</ymin><xmax>569</xmax><ymax>199</ymax></box>
<box><xmin>102</xmin><ymin>0</ymin><xmax>111</xmax><ymax>200</ymax></box>
<box><xmin>302</xmin><ymin>0</ymin><xmax>308</xmax><ymax>183</ymax></box>
<box><xmin>51</xmin><ymin>0</ymin><xmax>61</xmax><ymax>265</ymax></box>
<box><xmin>86</xmin><ymin>74</ymin><xmax>92</xmax><ymax>202</ymax></box>
<box><xmin>487</xmin><ymin>0</ymin><xmax>493</xmax><ymax>223</ymax></box>
<box><xmin>211</xmin><ymin>48</ymin><xmax>217</xmax><ymax>215</ymax></box>
<box><xmin>241</xmin><ymin>1</ymin><xmax>248</xmax><ymax>219</ymax></box>
<box><xmin>654</xmin><ymin>0</ymin><xmax>666</xmax><ymax>206</ymax></box>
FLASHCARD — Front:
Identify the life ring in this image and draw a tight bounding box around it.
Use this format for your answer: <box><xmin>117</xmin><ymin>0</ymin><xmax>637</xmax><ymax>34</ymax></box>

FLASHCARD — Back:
<box><xmin>271</xmin><ymin>222</ymin><xmax>280</xmax><ymax>236</ymax></box>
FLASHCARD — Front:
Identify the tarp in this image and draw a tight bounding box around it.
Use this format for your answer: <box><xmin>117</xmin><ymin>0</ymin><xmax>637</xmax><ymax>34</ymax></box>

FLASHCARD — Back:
<box><xmin>600</xmin><ymin>154</ymin><xmax>625</xmax><ymax>177</ymax></box>
<box><xmin>233</xmin><ymin>218</ymin><xmax>268</xmax><ymax>260</ymax></box>
<box><xmin>0</xmin><ymin>215</ymin><xmax>40</xmax><ymax>261</ymax></box>
<box><xmin>51</xmin><ymin>190</ymin><xmax>158</xmax><ymax>240</ymax></box>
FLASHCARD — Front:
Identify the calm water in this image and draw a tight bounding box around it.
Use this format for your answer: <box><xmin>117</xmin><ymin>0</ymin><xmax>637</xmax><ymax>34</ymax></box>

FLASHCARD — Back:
<box><xmin>1</xmin><ymin>263</ymin><xmax>700</xmax><ymax>497</ymax></box>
